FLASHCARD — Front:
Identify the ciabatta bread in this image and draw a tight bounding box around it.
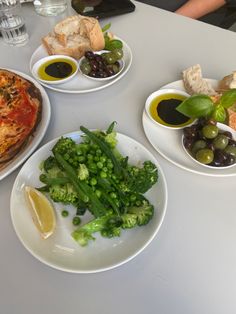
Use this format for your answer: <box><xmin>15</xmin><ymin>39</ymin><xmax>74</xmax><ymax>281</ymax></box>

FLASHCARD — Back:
<box><xmin>218</xmin><ymin>71</ymin><xmax>236</xmax><ymax>92</ymax></box>
<box><xmin>42</xmin><ymin>15</ymin><xmax>105</xmax><ymax>60</ymax></box>
<box><xmin>182</xmin><ymin>64</ymin><xmax>218</xmax><ymax>96</ymax></box>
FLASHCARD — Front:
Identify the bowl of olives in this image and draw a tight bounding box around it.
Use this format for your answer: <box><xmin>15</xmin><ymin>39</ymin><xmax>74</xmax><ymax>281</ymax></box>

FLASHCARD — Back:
<box><xmin>78</xmin><ymin>49</ymin><xmax>125</xmax><ymax>81</ymax></box>
<box><xmin>182</xmin><ymin>118</ymin><xmax>236</xmax><ymax>169</ymax></box>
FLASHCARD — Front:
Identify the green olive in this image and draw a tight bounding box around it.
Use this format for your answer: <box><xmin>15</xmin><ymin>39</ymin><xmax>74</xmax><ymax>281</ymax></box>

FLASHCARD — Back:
<box><xmin>112</xmin><ymin>48</ymin><xmax>124</xmax><ymax>60</ymax></box>
<box><xmin>195</xmin><ymin>148</ymin><xmax>214</xmax><ymax>164</ymax></box>
<box><xmin>224</xmin><ymin>145</ymin><xmax>236</xmax><ymax>157</ymax></box>
<box><xmin>213</xmin><ymin>134</ymin><xmax>229</xmax><ymax>150</ymax></box>
<box><xmin>202</xmin><ymin>125</ymin><xmax>219</xmax><ymax>139</ymax></box>
<box><xmin>191</xmin><ymin>140</ymin><xmax>207</xmax><ymax>156</ymax></box>
<box><xmin>80</xmin><ymin>62</ymin><xmax>91</xmax><ymax>75</ymax></box>
<box><xmin>102</xmin><ymin>52</ymin><xmax>116</xmax><ymax>64</ymax></box>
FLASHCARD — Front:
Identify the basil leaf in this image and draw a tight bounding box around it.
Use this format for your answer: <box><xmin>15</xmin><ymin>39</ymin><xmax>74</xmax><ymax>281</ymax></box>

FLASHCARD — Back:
<box><xmin>105</xmin><ymin>39</ymin><xmax>123</xmax><ymax>51</ymax></box>
<box><xmin>211</xmin><ymin>105</ymin><xmax>226</xmax><ymax>122</ymax></box>
<box><xmin>102</xmin><ymin>23</ymin><xmax>111</xmax><ymax>33</ymax></box>
<box><xmin>218</xmin><ymin>89</ymin><xmax>236</xmax><ymax>109</ymax></box>
<box><xmin>176</xmin><ymin>95</ymin><xmax>214</xmax><ymax>118</ymax></box>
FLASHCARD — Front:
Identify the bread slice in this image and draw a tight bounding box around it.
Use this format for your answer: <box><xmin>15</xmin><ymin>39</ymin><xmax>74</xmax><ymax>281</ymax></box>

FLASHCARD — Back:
<box><xmin>182</xmin><ymin>64</ymin><xmax>218</xmax><ymax>96</ymax></box>
<box><xmin>42</xmin><ymin>31</ymin><xmax>91</xmax><ymax>59</ymax></box>
<box><xmin>42</xmin><ymin>15</ymin><xmax>105</xmax><ymax>59</ymax></box>
<box><xmin>218</xmin><ymin>71</ymin><xmax>236</xmax><ymax>92</ymax></box>
<box><xmin>54</xmin><ymin>15</ymin><xmax>83</xmax><ymax>46</ymax></box>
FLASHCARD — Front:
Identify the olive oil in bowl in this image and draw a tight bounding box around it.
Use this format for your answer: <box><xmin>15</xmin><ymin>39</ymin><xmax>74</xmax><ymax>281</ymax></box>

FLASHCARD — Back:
<box><xmin>146</xmin><ymin>89</ymin><xmax>194</xmax><ymax>129</ymax></box>
<box><xmin>32</xmin><ymin>55</ymin><xmax>78</xmax><ymax>85</ymax></box>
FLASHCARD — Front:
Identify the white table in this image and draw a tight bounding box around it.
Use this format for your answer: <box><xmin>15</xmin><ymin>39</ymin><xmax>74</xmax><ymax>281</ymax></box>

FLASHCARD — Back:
<box><xmin>1</xmin><ymin>2</ymin><xmax>236</xmax><ymax>314</ymax></box>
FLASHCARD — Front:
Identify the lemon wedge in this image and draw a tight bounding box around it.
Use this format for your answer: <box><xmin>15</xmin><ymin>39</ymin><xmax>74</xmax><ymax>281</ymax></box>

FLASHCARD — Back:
<box><xmin>24</xmin><ymin>186</ymin><xmax>56</xmax><ymax>239</ymax></box>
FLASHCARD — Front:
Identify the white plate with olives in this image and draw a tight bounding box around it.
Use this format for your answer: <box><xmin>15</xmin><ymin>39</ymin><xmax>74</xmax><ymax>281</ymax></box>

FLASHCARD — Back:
<box><xmin>78</xmin><ymin>50</ymin><xmax>125</xmax><ymax>81</ymax></box>
<box><xmin>182</xmin><ymin>121</ymin><xmax>236</xmax><ymax>169</ymax></box>
<box><xmin>143</xmin><ymin>79</ymin><xmax>236</xmax><ymax>177</ymax></box>
<box><xmin>29</xmin><ymin>38</ymin><xmax>132</xmax><ymax>94</ymax></box>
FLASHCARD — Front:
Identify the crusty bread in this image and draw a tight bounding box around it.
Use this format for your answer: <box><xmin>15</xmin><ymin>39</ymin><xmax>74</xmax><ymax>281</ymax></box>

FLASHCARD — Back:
<box><xmin>218</xmin><ymin>71</ymin><xmax>236</xmax><ymax>92</ymax></box>
<box><xmin>42</xmin><ymin>15</ymin><xmax>105</xmax><ymax>60</ymax></box>
<box><xmin>42</xmin><ymin>32</ymin><xmax>91</xmax><ymax>59</ymax></box>
<box><xmin>182</xmin><ymin>64</ymin><xmax>218</xmax><ymax>96</ymax></box>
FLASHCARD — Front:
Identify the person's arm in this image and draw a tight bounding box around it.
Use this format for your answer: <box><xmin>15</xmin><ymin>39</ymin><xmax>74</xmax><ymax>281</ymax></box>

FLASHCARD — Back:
<box><xmin>175</xmin><ymin>0</ymin><xmax>226</xmax><ymax>19</ymax></box>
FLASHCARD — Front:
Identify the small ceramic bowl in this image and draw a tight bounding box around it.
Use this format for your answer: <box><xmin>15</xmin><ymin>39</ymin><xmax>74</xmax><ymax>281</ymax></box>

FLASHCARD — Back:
<box><xmin>182</xmin><ymin>122</ymin><xmax>236</xmax><ymax>169</ymax></box>
<box><xmin>78</xmin><ymin>50</ymin><xmax>125</xmax><ymax>81</ymax></box>
<box><xmin>145</xmin><ymin>88</ymin><xmax>195</xmax><ymax>130</ymax></box>
<box><xmin>31</xmin><ymin>55</ymin><xmax>78</xmax><ymax>85</ymax></box>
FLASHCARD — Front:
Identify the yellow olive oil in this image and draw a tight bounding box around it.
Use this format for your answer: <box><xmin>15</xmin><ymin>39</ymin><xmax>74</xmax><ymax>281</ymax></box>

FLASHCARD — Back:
<box><xmin>38</xmin><ymin>58</ymin><xmax>77</xmax><ymax>81</ymax></box>
<box><xmin>149</xmin><ymin>93</ymin><xmax>194</xmax><ymax>128</ymax></box>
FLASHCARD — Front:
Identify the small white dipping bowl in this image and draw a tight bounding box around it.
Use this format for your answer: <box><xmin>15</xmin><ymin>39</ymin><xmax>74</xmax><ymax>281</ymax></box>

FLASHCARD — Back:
<box><xmin>145</xmin><ymin>88</ymin><xmax>195</xmax><ymax>130</ymax></box>
<box><xmin>31</xmin><ymin>55</ymin><xmax>78</xmax><ymax>85</ymax></box>
<box><xmin>182</xmin><ymin>122</ymin><xmax>236</xmax><ymax>169</ymax></box>
<box><xmin>78</xmin><ymin>50</ymin><xmax>125</xmax><ymax>81</ymax></box>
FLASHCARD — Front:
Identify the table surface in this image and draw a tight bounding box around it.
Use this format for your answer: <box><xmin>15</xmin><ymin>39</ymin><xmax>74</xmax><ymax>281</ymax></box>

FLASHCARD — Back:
<box><xmin>1</xmin><ymin>2</ymin><xmax>236</xmax><ymax>314</ymax></box>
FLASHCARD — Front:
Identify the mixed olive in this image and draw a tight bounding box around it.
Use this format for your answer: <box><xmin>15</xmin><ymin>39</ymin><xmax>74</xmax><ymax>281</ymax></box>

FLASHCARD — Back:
<box><xmin>80</xmin><ymin>49</ymin><xmax>124</xmax><ymax>79</ymax></box>
<box><xmin>183</xmin><ymin>118</ymin><xmax>236</xmax><ymax>167</ymax></box>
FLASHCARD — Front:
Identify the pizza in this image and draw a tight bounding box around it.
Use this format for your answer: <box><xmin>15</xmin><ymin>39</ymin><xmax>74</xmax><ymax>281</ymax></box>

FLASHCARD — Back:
<box><xmin>0</xmin><ymin>69</ymin><xmax>42</xmax><ymax>165</ymax></box>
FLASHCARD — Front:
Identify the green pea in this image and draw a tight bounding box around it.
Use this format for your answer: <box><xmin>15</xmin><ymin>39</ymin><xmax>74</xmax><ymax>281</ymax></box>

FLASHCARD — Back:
<box><xmin>96</xmin><ymin>149</ymin><xmax>102</xmax><ymax>156</ymax></box>
<box><xmin>61</xmin><ymin>210</ymin><xmax>69</xmax><ymax>217</ymax></box>
<box><xmin>100</xmin><ymin>171</ymin><xmax>107</xmax><ymax>178</ymax></box>
<box><xmin>90</xmin><ymin>178</ymin><xmax>97</xmax><ymax>186</ymax></box>
<box><xmin>78</xmin><ymin>156</ymin><xmax>85</xmax><ymax>162</ymax></box>
<box><xmin>95</xmin><ymin>189</ymin><xmax>102</xmax><ymax>198</ymax></box>
<box><xmin>64</xmin><ymin>153</ymin><xmax>70</xmax><ymax>160</ymax></box>
<box><xmin>97</xmin><ymin>161</ymin><xmax>103</xmax><ymax>169</ymax></box>
<box><xmin>100</xmin><ymin>156</ymin><xmax>107</xmax><ymax>163</ymax></box>
<box><xmin>110</xmin><ymin>192</ymin><xmax>117</xmax><ymax>199</ymax></box>
<box><xmin>72</xmin><ymin>216</ymin><xmax>81</xmax><ymax>226</ymax></box>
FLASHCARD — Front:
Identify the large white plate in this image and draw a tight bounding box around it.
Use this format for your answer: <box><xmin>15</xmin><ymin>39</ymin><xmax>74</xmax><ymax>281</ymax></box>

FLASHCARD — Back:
<box><xmin>10</xmin><ymin>131</ymin><xmax>167</xmax><ymax>273</ymax></box>
<box><xmin>0</xmin><ymin>69</ymin><xmax>51</xmax><ymax>181</ymax></box>
<box><xmin>29</xmin><ymin>38</ymin><xmax>133</xmax><ymax>94</ymax></box>
<box><xmin>143</xmin><ymin>79</ymin><xmax>236</xmax><ymax>177</ymax></box>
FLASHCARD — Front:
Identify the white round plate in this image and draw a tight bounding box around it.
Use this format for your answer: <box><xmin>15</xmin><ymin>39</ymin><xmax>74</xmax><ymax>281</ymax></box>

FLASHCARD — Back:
<box><xmin>10</xmin><ymin>131</ymin><xmax>167</xmax><ymax>273</ymax></box>
<box><xmin>29</xmin><ymin>38</ymin><xmax>132</xmax><ymax>94</ymax></box>
<box><xmin>143</xmin><ymin>79</ymin><xmax>236</xmax><ymax>177</ymax></box>
<box><xmin>0</xmin><ymin>68</ymin><xmax>51</xmax><ymax>181</ymax></box>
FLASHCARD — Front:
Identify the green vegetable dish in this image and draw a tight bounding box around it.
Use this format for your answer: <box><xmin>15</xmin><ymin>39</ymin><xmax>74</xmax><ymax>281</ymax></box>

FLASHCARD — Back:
<box><xmin>37</xmin><ymin>122</ymin><xmax>158</xmax><ymax>247</ymax></box>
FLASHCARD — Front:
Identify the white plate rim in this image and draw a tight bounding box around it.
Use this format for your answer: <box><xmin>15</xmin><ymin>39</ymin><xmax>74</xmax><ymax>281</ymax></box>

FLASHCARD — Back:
<box><xmin>0</xmin><ymin>68</ymin><xmax>51</xmax><ymax>181</ymax></box>
<box><xmin>29</xmin><ymin>37</ymin><xmax>133</xmax><ymax>94</ymax></box>
<box><xmin>142</xmin><ymin>78</ymin><xmax>236</xmax><ymax>177</ymax></box>
<box><xmin>10</xmin><ymin>131</ymin><xmax>168</xmax><ymax>273</ymax></box>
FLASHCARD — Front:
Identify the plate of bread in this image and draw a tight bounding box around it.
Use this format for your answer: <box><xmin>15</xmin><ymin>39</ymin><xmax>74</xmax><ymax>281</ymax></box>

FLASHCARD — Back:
<box><xmin>30</xmin><ymin>15</ymin><xmax>132</xmax><ymax>94</ymax></box>
<box><xmin>143</xmin><ymin>64</ymin><xmax>236</xmax><ymax>177</ymax></box>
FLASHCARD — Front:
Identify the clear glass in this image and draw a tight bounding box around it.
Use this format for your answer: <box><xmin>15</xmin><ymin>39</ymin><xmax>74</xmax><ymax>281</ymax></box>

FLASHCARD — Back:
<box><xmin>33</xmin><ymin>0</ymin><xmax>67</xmax><ymax>16</ymax></box>
<box><xmin>0</xmin><ymin>0</ymin><xmax>29</xmax><ymax>46</ymax></box>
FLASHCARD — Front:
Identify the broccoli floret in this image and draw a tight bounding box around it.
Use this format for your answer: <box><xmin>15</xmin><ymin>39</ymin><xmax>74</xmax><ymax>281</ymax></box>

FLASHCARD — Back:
<box><xmin>120</xmin><ymin>161</ymin><xmax>158</xmax><ymax>194</ymax></box>
<box><xmin>121</xmin><ymin>213</ymin><xmax>137</xmax><ymax>229</ymax></box>
<box><xmin>72</xmin><ymin>202</ymin><xmax>154</xmax><ymax>246</ymax></box>
<box><xmin>72</xmin><ymin>213</ymin><xmax>121</xmax><ymax>246</ymax></box>
<box><xmin>78</xmin><ymin>164</ymin><xmax>89</xmax><ymax>180</ymax></box>
<box><xmin>42</xmin><ymin>156</ymin><xmax>58</xmax><ymax>172</ymax></box>
<box><xmin>104</xmin><ymin>131</ymin><xmax>117</xmax><ymax>148</ymax></box>
<box><xmin>49</xmin><ymin>183</ymin><xmax>78</xmax><ymax>205</ymax></box>
<box><xmin>122</xmin><ymin>201</ymin><xmax>154</xmax><ymax>229</ymax></box>
<box><xmin>52</xmin><ymin>137</ymin><xmax>76</xmax><ymax>155</ymax></box>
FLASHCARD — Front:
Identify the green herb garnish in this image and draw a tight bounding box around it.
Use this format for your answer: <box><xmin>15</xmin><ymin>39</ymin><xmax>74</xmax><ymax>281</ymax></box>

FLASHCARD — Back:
<box><xmin>176</xmin><ymin>89</ymin><xmax>236</xmax><ymax>122</ymax></box>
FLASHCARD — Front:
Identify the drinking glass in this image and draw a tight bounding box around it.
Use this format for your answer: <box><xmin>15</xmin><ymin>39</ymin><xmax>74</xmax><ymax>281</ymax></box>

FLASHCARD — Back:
<box><xmin>0</xmin><ymin>0</ymin><xmax>29</xmax><ymax>46</ymax></box>
<box><xmin>33</xmin><ymin>0</ymin><xmax>67</xmax><ymax>16</ymax></box>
